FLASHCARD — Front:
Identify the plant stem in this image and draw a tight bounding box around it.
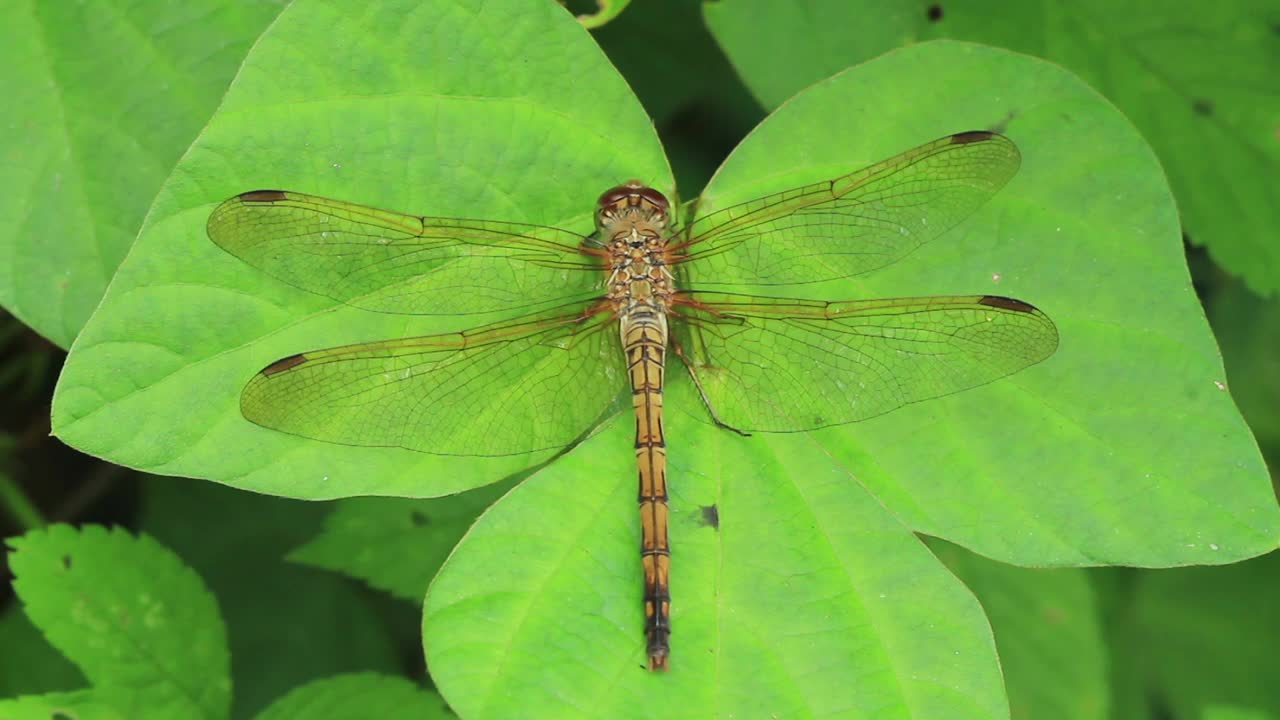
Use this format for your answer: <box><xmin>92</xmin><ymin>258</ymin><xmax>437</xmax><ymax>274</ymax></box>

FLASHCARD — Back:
<box><xmin>0</xmin><ymin>470</ymin><xmax>44</xmax><ymax>531</ymax></box>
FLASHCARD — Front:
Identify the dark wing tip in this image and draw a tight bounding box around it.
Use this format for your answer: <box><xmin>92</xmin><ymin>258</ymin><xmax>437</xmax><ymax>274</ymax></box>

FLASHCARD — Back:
<box><xmin>237</xmin><ymin>189</ymin><xmax>289</xmax><ymax>203</ymax></box>
<box><xmin>260</xmin><ymin>353</ymin><xmax>308</xmax><ymax>376</ymax></box>
<box><xmin>950</xmin><ymin>130</ymin><xmax>998</xmax><ymax>145</ymax></box>
<box><xmin>208</xmin><ymin>190</ymin><xmax>292</xmax><ymax>246</ymax></box>
<box><xmin>977</xmin><ymin>295</ymin><xmax>1039</xmax><ymax>313</ymax></box>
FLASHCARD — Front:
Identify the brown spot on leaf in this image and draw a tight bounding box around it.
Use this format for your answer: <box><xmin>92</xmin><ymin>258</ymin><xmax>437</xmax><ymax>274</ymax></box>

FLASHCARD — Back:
<box><xmin>700</xmin><ymin>504</ymin><xmax>720</xmax><ymax>529</ymax></box>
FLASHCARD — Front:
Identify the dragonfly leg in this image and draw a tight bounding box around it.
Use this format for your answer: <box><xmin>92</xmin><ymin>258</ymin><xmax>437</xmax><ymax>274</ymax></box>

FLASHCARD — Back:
<box><xmin>672</xmin><ymin>340</ymin><xmax>750</xmax><ymax>437</ymax></box>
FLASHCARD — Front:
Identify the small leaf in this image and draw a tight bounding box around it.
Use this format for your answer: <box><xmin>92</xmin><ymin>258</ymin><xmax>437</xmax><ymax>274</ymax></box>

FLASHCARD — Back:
<box><xmin>289</xmin><ymin>477</ymin><xmax>519</xmax><ymax>602</ymax></box>
<box><xmin>136</xmin><ymin>478</ymin><xmax>403</xmax><ymax>718</ymax></box>
<box><xmin>574</xmin><ymin>0</ymin><xmax>631</xmax><ymax>29</ymax></box>
<box><xmin>7</xmin><ymin>525</ymin><xmax>230</xmax><ymax>720</ymax></box>
<box><xmin>0</xmin><ymin>691</ymin><xmax>127</xmax><ymax>720</ymax></box>
<box><xmin>252</xmin><ymin>674</ymin><xmax>453</xmax><ymax>720</ymax></box>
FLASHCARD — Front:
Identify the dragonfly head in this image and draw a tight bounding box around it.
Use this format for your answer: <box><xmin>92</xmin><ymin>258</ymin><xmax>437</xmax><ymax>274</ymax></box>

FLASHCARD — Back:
<box><xmin>595</xmin><ymin>181</ymin><xmax>670</xmax><ymax>232</ymax></box>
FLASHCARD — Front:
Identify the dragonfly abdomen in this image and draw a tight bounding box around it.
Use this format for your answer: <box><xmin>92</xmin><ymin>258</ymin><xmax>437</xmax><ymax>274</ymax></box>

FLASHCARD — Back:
<box><xmin>622</xmin><ymin>313</ymin><xmax>671</xmax><ymax>670</ymax></box>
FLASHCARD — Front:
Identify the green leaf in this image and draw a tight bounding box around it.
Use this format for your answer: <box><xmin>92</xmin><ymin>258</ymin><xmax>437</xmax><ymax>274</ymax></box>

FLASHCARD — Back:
<box><xmin>1127</xmin><ymin>552</ymin><xmax>1280</xmax><ymax>718</ymax></box>
<box><xmin>704</xmin><ymin>0</ymin><xmax>1280</xmax><ymax>295</ymax></box>
<box><xmin>50</xmin><ymin>0</ymin><xmax>669</xmax><ymax>499</ymax></box>
<box><xmin>931</xmin><ymin>540</ymin><xmax>1108</xmax><ymax>720</ymax></box>
<box><xmin>135</xmin><ymin>477</ymin><xmax>403</xmax><ymax>719</ymax></box>
<box><xmin>573</xmin><ymin>0</ymin><xmax>631</xmax><ymax>30</ymax></box>
<box><xmin>0</xmin><ymin>692</ymin><xmax>127</xmax><ymax>720</ymax></box>
<box><xmin>0</xmin><ymin>602</ymin><xmax>83</xmax><ymax>697</ymax></box>
<box><xmin>420</xmin><ymin>38</ymin><xmax>1272</xmax><ymax>715</ymax></box>
<box><xmin>1209</xmin><ymin>281</ymin><xmax>1280</xmax><ymax>462</ymax></box>
<box><xmin>289</xmin><ymin>477</ymin><xmax>520</xmax><ymax>602</ymax></box>
<box><xmin>252</xmin><ymin>674</ymin><xmax>453</xmax><ymax>720</ymax></box>
<box><xmin>424</xmin><ymin>410</ymin><xmax>1008</xmax><ymax>719</ymax></box>
<box><xmin>0</xmin><ymin>0</ymin><xmax>284</xmax><ymax>348</ymax></box>
<box><xmin>7</xmin><ymin>525</ymin><xmax>230</xmax><ymax>720</ymax></box>
<box><xmin>1203</xmin><ymin>708</ymin><xmax>1277</xmax><ymax>720</ymax></box>
<box><xmin>691</xmin><ymin>40</ymin><xmax>1277</xmax><ymax>566</ymax></box>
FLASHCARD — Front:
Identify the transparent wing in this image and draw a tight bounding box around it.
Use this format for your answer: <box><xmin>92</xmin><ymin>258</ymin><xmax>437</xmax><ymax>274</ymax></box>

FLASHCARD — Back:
<box><xmin>207</xmin><ymin>190</ymin><xmax>600</xmax><ymax>315</ymax></box>
<box><xmin>674</xmin><ymin>292</ymin><xmax>1057</xmax><ymax>432</ymax></box>
<box><xmin>241</xmin><ymin>304</ymin><xmax>625</xmax><ymax>455</ymax></box>
<box><xmin>676</xmin><ymin>132</ymin><xmax>1021</xmax><ymax>287</ymax></box>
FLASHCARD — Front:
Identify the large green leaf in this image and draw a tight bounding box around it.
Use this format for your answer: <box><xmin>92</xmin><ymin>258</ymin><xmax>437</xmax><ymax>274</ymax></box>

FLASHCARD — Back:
<box><xmin>50</xmin><ymin>0</ymin><xmax>670</xmax><ymax>498</ymax></box>
<box><xmin>688</xmin><ymin>40</ymin><xmax>1276</xmax><ymax>567</ymax></box>
<box><xmin>422</xmin><ymin>38</ymin><xmax>1273</xmax><ymax>716</ymax></box>
<box><xmin>704</xmin><ymin>0</ymin><xmax>1280</xmax><ymax>296</ymax></box>
<box><xmin>423</xmin><ymin>406</ymin><xmax>1008</xmax><ymax>719</ymax></box>
<box><xmin>0</xmin><ymin>0</ymin><xmax>284</xmax><ymax>347</ymax></box>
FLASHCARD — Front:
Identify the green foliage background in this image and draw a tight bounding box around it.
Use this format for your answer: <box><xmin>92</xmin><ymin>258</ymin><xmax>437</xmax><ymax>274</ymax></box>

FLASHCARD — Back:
<box><xmin>1</xmin><ymin>1</ymin><xmax>1278</xmax><ymax>719</ymax></box>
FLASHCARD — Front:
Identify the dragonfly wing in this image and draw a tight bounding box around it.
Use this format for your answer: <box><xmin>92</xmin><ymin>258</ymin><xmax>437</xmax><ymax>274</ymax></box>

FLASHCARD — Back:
<box><xmin>674</xmin><ymin>292</ymin><xmax>1057</xmax><ymax>432</ymax></box>
<box><xmin>676</xmin><ymin>132</ymin><xmax>1020</xmax><ymax>287</ymax></box>
<box><xmin>208</xmin><ymin>190</ymin><xmax>600</xmax><ymax>315</ymax></box>
<box><xmin>241</xmin><ymin>304</ymin><xmax>625</xmax><ymax>455</ymax></box>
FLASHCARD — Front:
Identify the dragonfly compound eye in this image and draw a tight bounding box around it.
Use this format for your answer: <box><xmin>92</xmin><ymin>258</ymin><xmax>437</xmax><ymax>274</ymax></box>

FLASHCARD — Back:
<box><xmin>596</xmin><ymin>183</ymin><xmax>670</xmax><ymax>220</ymax></box>
<box><xmin>634</xmin><ymin>187</ymin><xmax>670</xmax><ymax>216</ymax></box>
<box><xmin>597</xmin><ymin>185</ymin><xmax>635</xmax><ymax>211</ymax></box>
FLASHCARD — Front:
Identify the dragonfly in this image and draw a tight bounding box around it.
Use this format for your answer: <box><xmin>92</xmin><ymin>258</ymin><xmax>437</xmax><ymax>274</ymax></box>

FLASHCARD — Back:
<box><xmin>207</xmin><ymin>130</ymin><xmax>1058</xmax><ymax>671</ymax></box>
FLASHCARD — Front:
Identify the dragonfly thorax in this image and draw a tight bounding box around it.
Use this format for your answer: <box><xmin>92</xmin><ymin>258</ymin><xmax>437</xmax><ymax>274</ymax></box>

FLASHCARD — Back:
<box><xmin>603</xmin><ymin>225</ymin><xmax>676</xmax><ymax>318</ymax></box>
<box><xmin>596</xmin><ymin>182</ymin><xmax>678</xmax><ymax>318</ymax></box>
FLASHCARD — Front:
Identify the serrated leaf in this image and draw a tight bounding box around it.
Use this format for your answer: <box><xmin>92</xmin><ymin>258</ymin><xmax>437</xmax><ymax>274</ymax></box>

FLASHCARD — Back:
<box><xmin>932</xmin><ymin>540</ymin><xmax>1108</xmax><ymax>720</ymax></box>
<box><xmin>50</xmin><ymin>0</ymin><xmax>670</xmax><ymax>499</ymax></box>
<box><xmin>252</xmin><ymin>673</ymin><xmax>452</xmax><ymax>720</ymax></box>
<box><xmin>135</xmin><ymin>478</ymin><xmax>403</xmax><ymax>719</ymax></box>
<box><xmin>704</xmin><ymin>0</ymin><xmax>1280</xmax><ymax>295</ymax></box>
<box><xmin>289</xmin><ymin>477</ymin><xmax>519</xmax><ymax>602</ymax></box>
<box><xmin>7</xmin><ymin>525</ymin><xmax>230</xmax><ymax>720</ymax></box>
<box><xmin>0</xmin><ymin>0</ymin><xmax>284</xmax><ymax>347</ymax></box>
